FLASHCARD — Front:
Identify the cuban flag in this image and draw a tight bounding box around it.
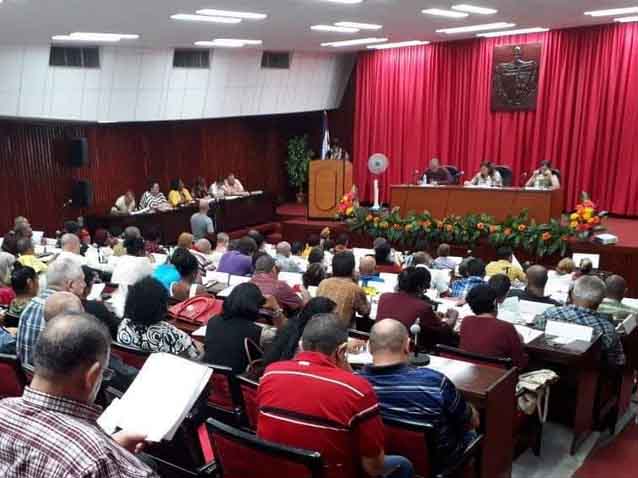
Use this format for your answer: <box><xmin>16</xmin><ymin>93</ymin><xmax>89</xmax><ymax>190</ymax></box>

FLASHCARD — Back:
<box><xmin>321</xmin><ymin>110</ymin><xmax>330</xmax><ymax>160</ymax></box>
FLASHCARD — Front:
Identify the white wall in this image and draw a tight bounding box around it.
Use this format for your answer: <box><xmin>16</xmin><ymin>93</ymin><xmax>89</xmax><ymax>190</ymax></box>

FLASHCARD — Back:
<box><xmin>0</xmin><ymin>45</ymin><xmax>354</xmax><ymax>122</ymax></box>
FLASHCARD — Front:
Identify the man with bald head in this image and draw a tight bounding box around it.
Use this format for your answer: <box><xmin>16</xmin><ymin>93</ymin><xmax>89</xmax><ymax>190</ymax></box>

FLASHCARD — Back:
<box><xmin>598</xmin><ymin>274</ymin><xmax>638</xmax><ymax>322</ymax></box>
<box><xmin>508</xmin><ymin>265</ymin><xmax>561</xmax><ymax>306</ymax></box>
<box><xmin>0</xmin><ymin>313</ymin><xmax>157</xmax><ymax>477</ymax></box>
<box><xmin>190</xmin><ymin>199</ymin><xmax>214</xmax><ymax>241</ymax></box>
<box><xmin>44</xmin><ymin>291</ymin><xmax>84</xmax><ymax>322</ymax></box>
<box><xmin>58</xmin><ymin>233</ymin><xmax>87</xmax><ymax>266</ymax></box>
<box><xmin>359</xmin><ymin>319</ymin><xmax>479</xmax><ymax>471</ymax></box>
<box><xmin>275</xmin><ymin>241</ymin><xmax>303</xmax><ymax>273</ymax></box>
<box><xmin>359</xmin><ymin>256</ymin><xmax>383</xmax><ymax>285</ymax></box>
<box><xmin>113</xmin><ymin>226</ymin><xmax>141</xmax><ymax>257</ymax></box>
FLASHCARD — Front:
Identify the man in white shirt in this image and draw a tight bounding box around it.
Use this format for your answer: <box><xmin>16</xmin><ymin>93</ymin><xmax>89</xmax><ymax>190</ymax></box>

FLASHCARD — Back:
<box><xmin>56</xmin><ymin>233</ymin><xmax>87</xmax><ymax>267</ymax></box>
<box><xmin>223</xmin><ymin>174</ymin><xmax>247</xmax><ymax>196</ymax></box>
<box><xmin>110</xmin><ymin>237</ymin><xmax>153</xmax><ymax>287</ymax></box>
<box><xmin>111</xmin><ymin>190</ymin><xmax>136</xmax><ymax>215</ymax></box>
<box><xmin>210</xmin><ymin>233</ymin><xmax>229</xmax><ymax>268</ymax></box>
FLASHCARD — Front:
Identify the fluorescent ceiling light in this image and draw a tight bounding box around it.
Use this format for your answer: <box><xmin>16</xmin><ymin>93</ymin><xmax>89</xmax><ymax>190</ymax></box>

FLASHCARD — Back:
<box><xmin>170</xmin><ymin>13</ymin><xmax>241</xmax><ymax>24</ymax></box>
<box><xmin>195</xmin><ymin>39</ymin><xmax>262</xmax><ymax>48</ymax></box>
<box><xmin>436</xmin><ymin>22</ymin><xmax>516</xmax><ymax>34</ymax></box>
<box><xmin>311</xmin><ymin>24</ymin><xmax>359</xmax><ymax>33</ymax></box>
<box><xmin>52</xmin><ymin>32</ymin><xmax>139</xmax><ymax>42</ymax></box>
<box><xmin>321</xmin><ymin>37</ymin><xmax>388</xmax><ymax>47</ymax></box>
<box><xmin>367</xmin><ymin>40</ymin><xmax>430</xmax><ymax>49</ymax></box>
<box><xmin>196</xmin><ymin>9</ymin><xmax>267</xmax><ymax>20</ymax></box>
<box><xmin>422</xmin><ymin>8</ymin><xmax>469</xmax><ymax>18</ymax></box>
<box><xmin>335</xmin><ymin>21</ymin><xmax>383</xmax><ymax>30</ymax></box>
<box><xmin>452</xmin><ymin>4</ymin><xmax>498</xmax><ymax>14</ymax></box>
<box><xmin>584</xmin><ymin>7</ymin><xmax>638</xmax><ymax>16</ymax></box>
<box><xmin>477</xmin><ymin>27</ymin><xmax>549</xmax><ymax>37</ymax></box>
<box><xmin>614</xmin><ymin>15</ymin><xmax>638</xmax><ymax>21</ymax></box>
<box><xmin>321</xmin><ymin>0</ymin><xmax>364</xmax><ymax>3</ymax></box>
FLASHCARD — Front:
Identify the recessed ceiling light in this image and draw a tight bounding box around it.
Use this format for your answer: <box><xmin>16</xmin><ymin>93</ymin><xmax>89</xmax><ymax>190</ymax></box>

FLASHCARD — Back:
<box><xmin>615</xmin><ymin>15</ymin><xmax>638</xmax><ymax>21</ymax></box>
<box><xmin>311</xmin><ymin>25</ymin><xmax>360</xmax><ymax>33</ymax></box>
<box><xmin>422</xmin><ymin>8</ymin><xmax>469</xmax><ymax>18</ymax></box>
<box><xmin>436</xmin><ymin>22</ymin><xmax>516</xmax><ymax>34</ymax></box>
<box><xmin>170</xmin><ymin>13</ymin><xmax>241</xmax><ymax>24</ymax></box>
<box><xmin>367</xmin><ymin>40</ymin><xmax>430</xmax><ymax>49</ymax></box>
<box><xmin>52</xmin><ymin>32</ymin><xmax>139</xmax><ymax>42</ymax></box>
<box><xmin>321</xmin><ymin>37</ymin><xmax>388</xmax><ymax>47</ymax></box>
<box><xmin>452</xmin><ymin>4</ymin><xmax>498</xmax><ymax>14</ymax></box>
<box><xmin>196</xmin><ymin>9</ymin><xmax>267</xmax><ymax>20</ymax></box>
<box><xmin>335</xmin><ymin>21</ymin><xmax>383</xmax><ymax>30</ymax></box>
<box><xmin>584</xmin><ymin>7</ymin><xmax>638</xmax><ymax>16</ymax></box>
<box><xmin>195</xmin><ymin>39</ymin><xmax>262</xmax><ymax>48</ymax></box>
<box><xmin>477</xmin><ymin>27</ymin><xmax>549</xmax><ymax>37</ymax></box>
<box><xmin>321</xmin><ymin>0</ymin><xmax>364</xmax><ymax>3</ymax></box>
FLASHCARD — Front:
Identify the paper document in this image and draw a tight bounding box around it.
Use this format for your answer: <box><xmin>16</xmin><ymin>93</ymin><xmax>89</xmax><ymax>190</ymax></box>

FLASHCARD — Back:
<box><xmin>130</xmin><ymin>208</ymin><xmax>150</xmax><ymax>215</ymax></box>
<box><xmin>617</xmin><ymin>314</ymin><xmax>637</xmax><ymax>335</ymax></box>
<box><xmin>278</xmin><ymin>272</ymin><xmax>303</xmax><ymax>287</ymax></box>
<box><xmin>86</xmin><ymin>283</ymin><xmax>106</xmax><ymax>301</ymax></box>
<box><xmin>217</xmin><ymin>285</ymin><xmax>236</xmax><ymax>298</ymax></box>
<box><xmin>519</xmin><ymin>301</ymin><xmax>554</xmax><ymax>324</ymax></box>
<box><xmin>192</xmin><ymin>325</ymin><xmax>207</xmax><ymax>337</ymax></box>
<box><xmin>379</xmin><ymin>273</ymin><xmax>399</xmax><ymax>285</ymax></box>
<box><xmin>514</xmin><ymin>325</ymin><xmax>544</xmax><ymax>344</ymax></box>
<box><xmin>98</xmin><ymin>353</ymin><xmax>212</xmax><ymax>442</ymax></box>
<box><xmin>622</xmin><ymin>298</ymin><xmax>638</xmax><ymax>309</ymax></box>
<box><xmin>206</xmin><ymin>271</ymin><xmax>230</xmax><ymax>285</ymax></box>
<box><xmin>572</xmin><ymin>253</ymin><xmax>600</xmax><ymax>269</ymax></box>
<box><xmin>307</xmin><ymin>286</ymin><xmax>318</xmax><ymax>298</ymax></box>
<box><xmin>348</xmin><ymin>351</ymin><xmax>373</xmax><ymax>365</ymax></box>
<box><xmin>545</xmin><ymin>320</ymin><xmax>593</xmax><ymax>342</ymax></box>
<box><xmin>229</xmin><ymin>275</ymin><xmax>251</xmax><ymax>286</ymax></box>
<box><xmin>32</xmin><ymin>231</ymin><xmax>44</xmax><ymax>244</ymax></box>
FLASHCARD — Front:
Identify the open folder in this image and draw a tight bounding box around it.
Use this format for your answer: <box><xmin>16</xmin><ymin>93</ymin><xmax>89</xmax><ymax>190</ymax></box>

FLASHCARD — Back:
<box><xmin>98</xmin><ymin>353</ymin><xmax>212</xmax><ymax>442</ymax></box>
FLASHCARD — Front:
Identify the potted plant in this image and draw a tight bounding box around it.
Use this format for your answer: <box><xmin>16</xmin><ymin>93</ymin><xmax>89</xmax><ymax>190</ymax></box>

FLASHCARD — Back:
<box><xmin>287</xmin><ymin>135</ymin><xmax>314</xmax><ymax>203</ymax></box>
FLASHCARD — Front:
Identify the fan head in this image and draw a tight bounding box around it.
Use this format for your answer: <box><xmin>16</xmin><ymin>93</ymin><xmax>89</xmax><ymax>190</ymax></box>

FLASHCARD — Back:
<box><xmin>368</xmin><ymin>153</ymin><xmax>389</xmax><ymax>175</ymax></box>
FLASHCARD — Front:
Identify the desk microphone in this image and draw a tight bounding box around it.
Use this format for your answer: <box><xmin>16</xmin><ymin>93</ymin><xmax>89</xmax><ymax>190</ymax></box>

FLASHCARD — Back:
<box><xmin>413</xmin><ymin>169</ymin><xmax>421</xmax><ymax>185</ymax></box>
<box><xmin>409</xmin><ymin>318</ymin><xmax>430</xmax><ymax>366</ymax></box>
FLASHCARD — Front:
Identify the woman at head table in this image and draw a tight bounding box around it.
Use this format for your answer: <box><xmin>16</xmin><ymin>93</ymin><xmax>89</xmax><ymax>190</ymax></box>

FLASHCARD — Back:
<box><xmin>465</xmin><ymin>161</ymin><xmax>503</xmax><ymax>188</ymax></box>
<box><xmin>525</xmin><ymin>160</ymin><xmax>561</xmax><ymax>189</ymax></box>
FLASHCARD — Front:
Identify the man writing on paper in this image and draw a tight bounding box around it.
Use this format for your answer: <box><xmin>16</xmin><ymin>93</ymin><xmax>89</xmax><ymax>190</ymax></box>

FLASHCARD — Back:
<box><xmin>0</xmin><ymin>313</ymin><xmax>157</xmax><ymax>477</ymax></box>
<box><xmin>223</xmin><ymin>173</ymin><xmax>247</xmax><ymax>196</ymax></box>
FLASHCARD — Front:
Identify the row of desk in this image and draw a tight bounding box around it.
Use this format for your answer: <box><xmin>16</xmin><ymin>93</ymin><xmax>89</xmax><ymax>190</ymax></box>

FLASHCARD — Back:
<box><xmin>86</xmin><ymin>193</ymin><xmax>276</xmax><ymax>244</ymax></box>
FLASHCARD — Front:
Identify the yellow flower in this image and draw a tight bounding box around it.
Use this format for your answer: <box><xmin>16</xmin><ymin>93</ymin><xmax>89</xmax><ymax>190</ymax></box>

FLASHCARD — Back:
<box><xmin>570</xmin><ymin>221</ymin><xmax>578</xmax><ymax>229</ymax></box>
<box><xmin>346</xmin><ymin>207</ymin><xmax>353</xmax><ymax>216</ymax></box>
<box><xmin>570</xmin><ymin>213</ymin><xmax>579</xmax><ymax>221</ymax></box>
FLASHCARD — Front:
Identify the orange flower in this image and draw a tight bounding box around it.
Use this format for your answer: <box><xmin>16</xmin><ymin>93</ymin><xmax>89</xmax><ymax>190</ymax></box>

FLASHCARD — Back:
<box><xmin>517</xmin><ymin>224</ymin><xmax>527</xmax><ymax>232</ymax></box>
<box><xmin>477</xmin><ymin>223</ymin><xmax>485</xmax><ymax>231</ymax></box>
<box><xmin>541</xmin><ymin>232</ymin><xmax>552</xmax><ymax>241</ymax></box>
<box><xmin>504</xmin><ymin>228</ymin><xmax>512</xmax><ymax>237</ymax></box>
<box><xmin>422</xmin><ymin>220</ymin><xmax>432</xmax><ymax>229</ymax></box>
<box><xmin>445</xmin><ymin>224</ymin><xmax>454</xmax><ymax>233</ymax></box>
<box><xmin>592</xmin><ymin>216</ymin><xmax>601</xmax><ymax>225</ymax></box>
<box><xmin>393</xmin><ymin>224</ymin><xmax>402</xmax><ymax>231</ymax></box>
<box><xmin>366</xmin><ymin>214</ymin><xmax>373</xmax><ymax>222</ymax></box>
<box><xmin>489</xmin><ymin>225</ymin><xmax>500</xmax><ymax>234</ymax></box>
<box><xmin>437</xmin><ymin>221</ymin><xmax>444</xmax><ymax>229</ymax></box>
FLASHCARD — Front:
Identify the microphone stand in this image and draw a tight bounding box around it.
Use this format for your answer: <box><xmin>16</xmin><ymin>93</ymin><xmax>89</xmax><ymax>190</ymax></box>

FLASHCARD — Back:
<box><xmin>409</xmin><ymin>318</ymin><xmax>430</xmax><ymax>366</ymax></box>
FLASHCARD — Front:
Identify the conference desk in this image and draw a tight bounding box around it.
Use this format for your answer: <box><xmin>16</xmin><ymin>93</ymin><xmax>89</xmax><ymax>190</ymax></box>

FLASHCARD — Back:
<box><xmin>86</xmin><ymin>193</ymin><xmax>275</xmax><ymax>244</ymax></box>
<box><xmin>390</xmin><ymin>185</ymin><xmax>564</xmax><ymax>223</ymax></box>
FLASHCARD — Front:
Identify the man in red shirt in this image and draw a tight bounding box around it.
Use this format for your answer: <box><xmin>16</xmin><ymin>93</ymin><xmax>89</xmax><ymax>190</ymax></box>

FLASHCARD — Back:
<box><xmin>250</xmin><ymin>255</ymin><xmax>306</xmax><ymax>315</ymax></box>
<box><xmin>460</xmin><ymin>284</ymin><xmax>528</xmax><ymax>369</ymax></box>
<box><xmin>257</xmin><ymin>314</ymin><xmax>413</xmax><ymax>478</ymax></box>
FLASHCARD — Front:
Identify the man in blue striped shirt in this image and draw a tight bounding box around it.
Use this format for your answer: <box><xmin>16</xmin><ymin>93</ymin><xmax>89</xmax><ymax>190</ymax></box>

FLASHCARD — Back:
<box><xmin>359</xmin><ymin>319</ymin><xmax>479</xmax><ymax>470</ymax></box>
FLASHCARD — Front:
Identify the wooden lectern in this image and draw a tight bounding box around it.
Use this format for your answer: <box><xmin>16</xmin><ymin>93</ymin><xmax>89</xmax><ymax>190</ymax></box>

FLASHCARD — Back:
<box><xmin>308</xmin><ymin>160</ymin><xmax>353</xmax><ymax>219</ymax></box>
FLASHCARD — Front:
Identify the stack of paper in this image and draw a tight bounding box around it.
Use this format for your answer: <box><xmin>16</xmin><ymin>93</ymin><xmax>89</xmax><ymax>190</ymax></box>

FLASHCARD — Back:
<box><xmin>545</xmin><ymin>320</ymin><xmax>593</xmax><ymax>342</ymax></box>
<box><xmin>617</xmin><ymin>314</ymin><xmax>637</xmax><ymax>335</ymax></box>
<box><xmin>514</xmin><ymin>325</ymin><xmax>544</xmax><ymax>344</ymax></box>
<box><xmin>229</xmin><ymin>275</ymin><xmax>251</xmax><ymax>286</ymax></box>
<box><xmin>217</xmin><ymin>285</ymin><xmax>236</xmax><ymax>298</ymax></box>
<box><xmin>278</xmin><ymin>272</ymin><xmax>303</xmax><ymax>287</ymax></box>
<box><xmin>206</xmin><ymin>271</ymin><xmax>230</xmax><ymax>285</ymax></box>
<box><xmin>98</xmin><ymin>353</ymin><xmax>212</xmax><ymax>442</ymax></box>
<box><xmin>519</xmin><ymin>300</ymin><xmax>554</xmax><ymax>324</ymax></box>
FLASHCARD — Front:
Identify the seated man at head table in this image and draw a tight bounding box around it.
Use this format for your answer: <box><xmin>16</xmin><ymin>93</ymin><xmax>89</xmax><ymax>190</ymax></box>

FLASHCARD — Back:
<box><xmin>525</xmin><ymin>160</ymin><xmax>561</xmax><ymax>189</ymax></box>
<box><xmin>0</xmin><ymin>313</ymin><xmax>158</xmax><ymax>477</ymax></box>
<box><xmin>223</xmin><ymin>173</ymin><xmax>248</xmax><ymax>196</ymax></box>
<box><xmin>167</xmin><ymin>177</ymin><xmax>193</xmax><ymax>207</ymax></box>
<box><xmin>533</xmin><ymin>275</ymin><xmax>626</xmax><ymax>367</ymax></box>
<box><xmin>111</xmin><ymin>189</ymin><xmax>136</xmax><ymax>215</ymax></box>
<box><xmin>138</xmin><ymin>180</ymin><xmax>172</xmax><ymax>212</ymax></box>
<box><xmin>598</xmin><ymin>274</ymin><xmax>638</xmax><ymax>322</ymax></box>
<box><xmin>359</xmin><ymin>319</ymin><xmax>480</xmax><ymax>473</ymax></box>
<box><xmin>421</xmin><ymin>157</ymin><xmax>453</xmax><ymax>185</ymax></box>
<box><xmin>464</xmin><ymin>161</ymin><xmax>503</xmax><ymax>188</ymax></box>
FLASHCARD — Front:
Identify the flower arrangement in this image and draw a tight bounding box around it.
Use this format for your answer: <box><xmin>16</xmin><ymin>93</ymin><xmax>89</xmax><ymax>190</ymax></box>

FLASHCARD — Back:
<box><xmin>347</xmin><ymin>206</ymin><xmax>573</xmax><ymax>257</ymax></box>
<box><xmin>336</xmin><ymin>189</ymin><xmax>358</xmax><ymax>219</ymax></box>
<box><xmin>569</xmin><ymin>193</ymin><xmax>603</xmax><ymax>240</ymax></box>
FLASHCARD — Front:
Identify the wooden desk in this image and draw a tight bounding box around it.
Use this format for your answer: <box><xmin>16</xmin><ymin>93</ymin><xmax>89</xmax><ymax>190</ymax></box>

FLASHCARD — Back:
<box><xmin>428</xmin><ymin>356</ymin><xmax>517</xmax><ymax>478</ymax></box>
<box><xmin>86</xmin><ymin>193</ymin><xmax>275</xmax><ymax>244</ymax></box>
<box><xmin>525</xmin><ymin>335</ymin><xmax>602</xmax><ymax>454</ymax></box>
<box><xmin>390</xmin><ymin>185</ymin><xmax>564</xmax><ymax>223</ymax></box>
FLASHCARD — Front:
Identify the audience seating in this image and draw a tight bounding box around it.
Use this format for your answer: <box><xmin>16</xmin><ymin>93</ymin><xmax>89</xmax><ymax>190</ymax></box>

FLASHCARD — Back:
<box><xmin>111</xmin><ymin>341</ymin><xmax>151</xmax><ymax>369</ymax></box>
<box><xmin>383</xmin><ymin>416</ymin><xmax>483</xmax><ymax>478</ymax></box>
<box><xmin>237</xmin><ymin>375</ymin><xmax>259</xmax><ymax>430</ymax></box>
<box><xmin>0</xmin><ymin>354</ymin><xmax>26</xmax><ymax>398</ymax></box>
<box><xmin>227</xmin><ymin>222</ymin><xmax>282</xmax><ymax>245</ymax></box>
<box><xmin>494</xmin><ymin>166</ymin><xmax>514</xmax><ymax>187</ymax></box>
<box><xmin>434</xmin><ymin>345</ymin><xmax>543</xmax><ymax>458</ymax></box>
<box><xmin>205</xmin><ymin>364</ymin><xmax>248</xmax><ymax>428</ymax></box>
<box><xmin>205</xmin><ymin>418</ymin><xmax>324</xmax><ymax>478</ymax></box>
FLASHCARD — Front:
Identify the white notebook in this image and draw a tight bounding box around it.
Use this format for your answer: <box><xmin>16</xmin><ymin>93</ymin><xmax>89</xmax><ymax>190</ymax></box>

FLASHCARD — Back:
<box><xmin>98</xmin><ymin>353</ymin><xmax>212</xmax><ymax>442</ymax></box>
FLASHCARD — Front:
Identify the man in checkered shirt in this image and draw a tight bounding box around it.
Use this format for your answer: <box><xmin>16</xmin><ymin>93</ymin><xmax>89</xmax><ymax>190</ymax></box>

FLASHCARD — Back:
<box><xmin>533</xmin><ymin>275</ymin><xmax>625</xmax><ymax>367</ymax></box>
<box><xmin>0</xmin><ymin>313</ymin><xmax>158</xmax><ymax>477</ymax></box>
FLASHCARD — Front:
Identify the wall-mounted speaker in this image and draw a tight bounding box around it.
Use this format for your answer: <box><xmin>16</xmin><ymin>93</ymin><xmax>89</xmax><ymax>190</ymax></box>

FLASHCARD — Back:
<box><xmin>69</xmin><ymin>137</ymin><xmax>88</xmax><ymax>168</ymax></box>
<box><xmin>71</xmin><ymin>180</ymin><xmax>93</xmax><ymax>208</ymax></box>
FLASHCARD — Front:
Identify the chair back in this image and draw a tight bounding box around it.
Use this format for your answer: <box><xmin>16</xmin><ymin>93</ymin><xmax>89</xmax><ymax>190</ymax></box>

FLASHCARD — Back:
<box><xmin>206</xmin><ymin>364</ymin><xmax>246</xmax><ymax>427</ymax></box>
<box><xmin>0</xmin><ymin>354</ymin><xmax>26</xmax><ymax>398</ymax></box>
<box><xmin>111</xmin><ymin>341</ymin><xmax>151</xmax><ymax>369</ymax></box>
<box><xmin>434</xmin><ymin>344</ymin><xmax>514</xmax><ymax>369</ymax></box>
<box><xmin>443</xmin><ymin>165</ymin><xmax>461</xmax><ymax>184</ymax></box>
<box><xmin>383</xmin><ymin>416</ymin><xmax>433</xmax><ymax>478</ymax></box>
<box><xmin>237</xmin><ymin>375</ymin><xmax>259</xmax><ymax>430</ymax></box>
<box><xmin>2</xmin><ymin>311</ymin><xmax>21</xmax><ymax>328</ymax></box>
<box><xmin>206</xmin><ymin>418</ymin><xmax>324</xmax><ymax>478</ymax></box>
<box><xmin>494</xmin><ymin>165</ymin><xmax>513</xmax><ymax>187</ymax></box>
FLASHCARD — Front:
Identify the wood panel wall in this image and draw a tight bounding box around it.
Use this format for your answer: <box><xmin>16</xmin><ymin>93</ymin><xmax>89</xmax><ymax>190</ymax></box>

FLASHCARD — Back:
<box><xmin>0</xmin><ymin>111</ymin><xmax>333</xmax><ymax>234</ymax></box>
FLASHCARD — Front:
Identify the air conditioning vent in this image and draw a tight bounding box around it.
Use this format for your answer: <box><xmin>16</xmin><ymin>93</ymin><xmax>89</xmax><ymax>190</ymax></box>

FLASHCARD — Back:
<box><xmin>49</xmin><ymin>46</ymin><xmax>100</xmax><ymax>68</ymax></box>
<box><xmin>173</xmin><ymin>49</ymin><xmax>210</xmax><ymax>68</ymax></box>
<box><xmin>261</xmin><ymin>51</ymin><xmax>291</xmax><ymax>69</ymax></box>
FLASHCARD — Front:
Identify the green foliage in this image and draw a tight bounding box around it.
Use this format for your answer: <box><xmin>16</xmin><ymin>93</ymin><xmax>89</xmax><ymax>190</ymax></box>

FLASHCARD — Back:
<box><xmin>286</xmin><ymin>135</ymin><xmax>313</xmax><ymax>192</ymax></box>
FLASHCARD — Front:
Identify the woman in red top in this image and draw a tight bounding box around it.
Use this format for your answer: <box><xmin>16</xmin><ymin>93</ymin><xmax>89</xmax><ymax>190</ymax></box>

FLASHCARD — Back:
<box><xmin>460</xmin><ymin>284</ymin><xmax>529</xmax><ymax>369</ymax></box>
<box><xmin>0</xmin><ymin>252</ymin><xmax>17</xmax><ymax>306</ymax></box>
